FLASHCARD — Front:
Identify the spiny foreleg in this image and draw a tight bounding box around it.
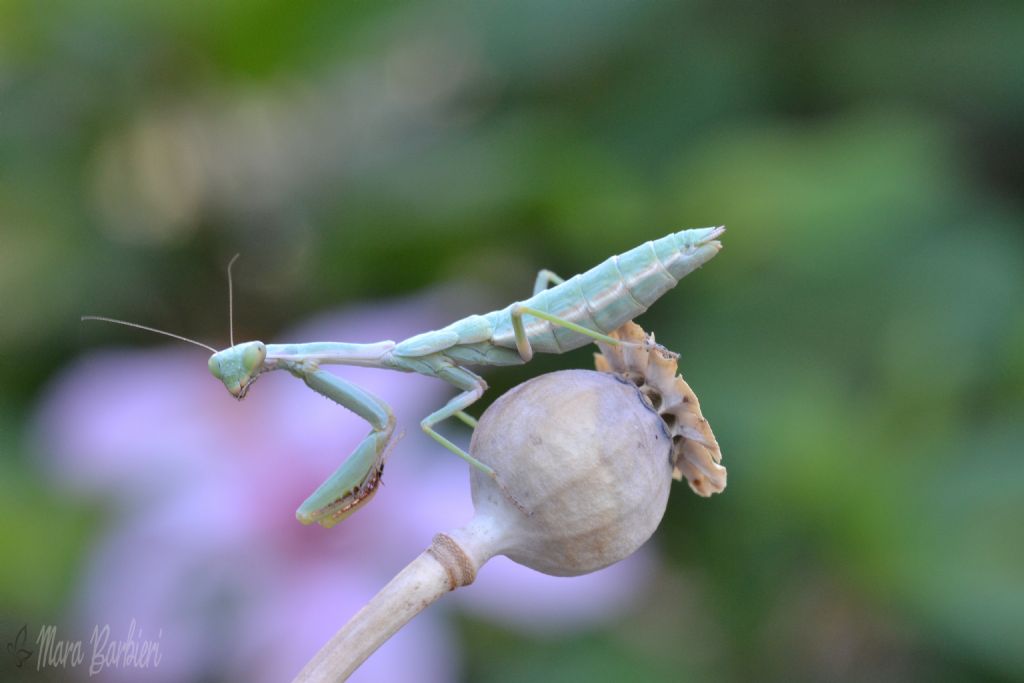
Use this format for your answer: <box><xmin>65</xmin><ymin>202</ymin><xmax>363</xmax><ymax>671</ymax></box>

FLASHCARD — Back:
<box><xmin>292</xmin><ymin>366</ymin><xmax>396</xmax><ymax>528</ymax></box>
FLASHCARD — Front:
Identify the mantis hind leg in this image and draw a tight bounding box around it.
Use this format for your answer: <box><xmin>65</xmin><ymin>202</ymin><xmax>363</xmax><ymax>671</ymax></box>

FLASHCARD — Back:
<box><xmin>509</xmin><ymin>303</ymin><xmax>638</xmax><ymax>362</ymax></box>
<box><xmin>533</xmin><ymin>269</ymin><xmax>564</xmax><ymax>295</ymax></box>
<box><xmin>294</xmin><ymin>368</ymin><xmax>395</xmax><ymax>528</ymax></box>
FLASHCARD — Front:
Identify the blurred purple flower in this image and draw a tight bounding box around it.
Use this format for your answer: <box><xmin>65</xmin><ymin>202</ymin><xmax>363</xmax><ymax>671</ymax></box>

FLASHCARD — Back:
<box><xmin>34</xmin><ymin>295</ymin><xmax>656</xmax><ymax>682</ymax></box>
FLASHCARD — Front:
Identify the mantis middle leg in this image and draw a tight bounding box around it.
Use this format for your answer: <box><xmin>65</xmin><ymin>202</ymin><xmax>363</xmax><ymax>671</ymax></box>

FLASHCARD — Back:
<box><xmin>292</xmin><ymin>367</ymin><xmax>396</xmax><ymax>527</ymax></box>
<box><xmin>420</xmin><ymin>365</ymin><xmax>494</xmax><ymax>475</ymax></box>
<box><xmin>422</xmin><ymin>364</ymin><xmax>528</xmax><ymax>511</ymax></box>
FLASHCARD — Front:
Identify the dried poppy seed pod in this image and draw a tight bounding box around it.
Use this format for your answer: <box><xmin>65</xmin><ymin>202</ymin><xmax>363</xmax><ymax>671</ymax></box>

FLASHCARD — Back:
<box><xmin>466</xmin><ymin>369</ymin><xmax>673</xmax><ymax>576</ymax></box>
<box><xmin>461</xmin><ymin>320</ymin><xmax>726</xmax><ymax>576</ymax></box>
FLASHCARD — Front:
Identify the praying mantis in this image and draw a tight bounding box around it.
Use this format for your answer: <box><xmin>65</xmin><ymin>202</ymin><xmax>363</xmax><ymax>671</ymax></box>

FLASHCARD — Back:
<box><xmin>84</xmin><ymin>226</ymin><xmax>724</xmax><ymax>528</ymax></box>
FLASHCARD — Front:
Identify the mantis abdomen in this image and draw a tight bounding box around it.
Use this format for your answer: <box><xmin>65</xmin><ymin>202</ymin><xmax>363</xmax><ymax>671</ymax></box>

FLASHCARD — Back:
<box><xmin>485</xmin><ymin>228</ymin><xmax>722</xmax><ymax>355</ymax></box>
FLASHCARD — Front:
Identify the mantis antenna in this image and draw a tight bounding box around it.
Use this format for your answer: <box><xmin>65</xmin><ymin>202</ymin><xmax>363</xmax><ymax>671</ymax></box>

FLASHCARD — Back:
<box><xmin>227</xmin><ymin>253</ymin><xmax>240</xmax><ymax>347</ymax></box>
<box><xmin>80</xmin><ymin>316</ymin><xmax>218</xmax><ymax>354</ymax></box>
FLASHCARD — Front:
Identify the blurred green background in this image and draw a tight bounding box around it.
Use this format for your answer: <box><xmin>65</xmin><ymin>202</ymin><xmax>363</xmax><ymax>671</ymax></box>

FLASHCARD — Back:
<box><xmin>2</xmin><ymin>0</ymin><xmax>1023</xmax><ymax>681</ymax></box>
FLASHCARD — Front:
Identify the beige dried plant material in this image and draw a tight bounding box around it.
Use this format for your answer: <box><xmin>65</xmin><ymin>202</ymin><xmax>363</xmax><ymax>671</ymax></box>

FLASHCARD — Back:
<box><xmin>595</xmin><ymin>321</ymin><xmax>726</xmax><ymax>496</ymax></box>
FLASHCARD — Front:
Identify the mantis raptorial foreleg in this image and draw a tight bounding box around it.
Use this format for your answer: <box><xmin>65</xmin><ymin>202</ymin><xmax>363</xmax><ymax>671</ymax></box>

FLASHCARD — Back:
<box><xmin>293</xmin><ymin>367</ymin><xmax>396</xmax><ymax>526</ymax></box>
<box><xmin>510</xmin><ymin>304</ymin><xmax>634</xmax><ymax>363</ymax></box>
<box><xmin>532</xmin><ymin>269</ymin><xmax>565</xmax><ymax>295</ymax></box>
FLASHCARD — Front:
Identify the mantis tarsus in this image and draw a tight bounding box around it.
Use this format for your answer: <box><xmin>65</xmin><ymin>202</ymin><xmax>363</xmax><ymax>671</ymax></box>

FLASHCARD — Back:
<box><xmin>84</xmin><ymin>226</ymin><xmax>724</xmax><ymax>528</ymax></box>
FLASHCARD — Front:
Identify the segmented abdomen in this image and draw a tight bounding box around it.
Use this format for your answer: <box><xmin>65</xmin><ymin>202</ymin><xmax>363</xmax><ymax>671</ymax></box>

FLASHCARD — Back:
<box><xmin>488</xmin><ymin>227</ymin><xmax>722</xmax><ymax>354</ymax></box>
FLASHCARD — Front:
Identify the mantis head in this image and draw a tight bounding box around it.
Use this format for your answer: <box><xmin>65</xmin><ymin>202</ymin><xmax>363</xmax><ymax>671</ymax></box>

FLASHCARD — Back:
<box><xmin>84</xmin><ymin>255</ymin><xmax>269</xmax><ymax>400</ymax></box>
<box><xmin>208</xmin><ymin>341</ymin><xmax>267</xmax><ymax>399</ymax></box>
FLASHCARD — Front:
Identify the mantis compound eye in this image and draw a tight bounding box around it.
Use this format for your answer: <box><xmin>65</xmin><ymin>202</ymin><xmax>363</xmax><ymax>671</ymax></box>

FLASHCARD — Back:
<box><xmin>242</xmin><ymin>342</ymin><xmax>267</xmax><ymax>372</ymax></box>
<box><xmin>208</xmin><ymin>354</ymin><xmax>223</xmax><ymax>380</ymax></box>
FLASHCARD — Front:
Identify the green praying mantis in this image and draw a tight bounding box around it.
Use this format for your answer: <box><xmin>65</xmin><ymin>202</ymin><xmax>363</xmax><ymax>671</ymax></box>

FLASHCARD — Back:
<box><xmin>83</xmin><ymin>226</ymin><xmax>724</xmax><ymax>528</ymax></box>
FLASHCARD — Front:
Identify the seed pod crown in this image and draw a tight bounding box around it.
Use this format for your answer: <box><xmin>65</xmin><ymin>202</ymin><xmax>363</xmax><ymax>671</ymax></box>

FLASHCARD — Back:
<box><xmin>595</xmin><ymin>321</ymin><xmax>726</xmax><ymax>496</ymax></box>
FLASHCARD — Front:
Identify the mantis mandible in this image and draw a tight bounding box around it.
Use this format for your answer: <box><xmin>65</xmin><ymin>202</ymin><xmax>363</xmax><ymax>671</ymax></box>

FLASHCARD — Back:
<box><xmin>84</xmin><ymin>226</ymin><xmax>724</xmax><ymax>528</ymax></box>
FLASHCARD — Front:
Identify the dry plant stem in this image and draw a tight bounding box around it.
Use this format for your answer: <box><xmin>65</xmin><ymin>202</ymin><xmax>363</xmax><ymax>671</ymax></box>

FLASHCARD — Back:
<box><xmin>293</xmin><ymin>515</ymin><xmax>506</xmax><ymax>683</ymax></box>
